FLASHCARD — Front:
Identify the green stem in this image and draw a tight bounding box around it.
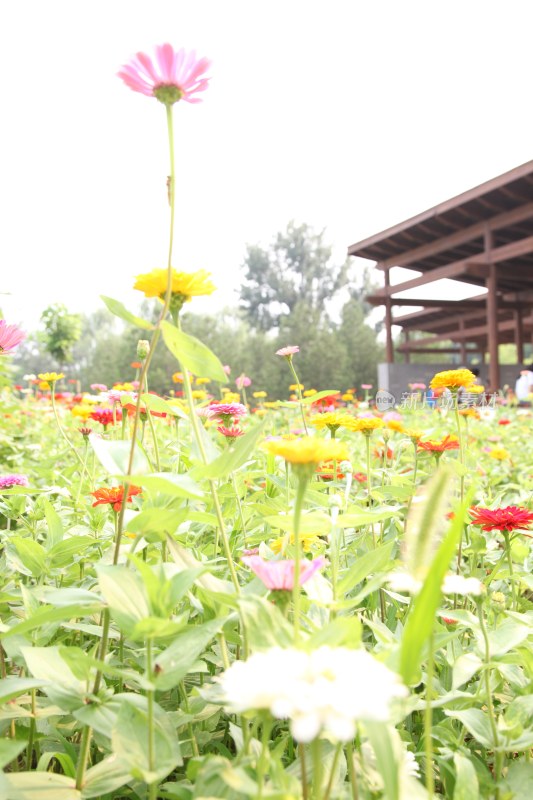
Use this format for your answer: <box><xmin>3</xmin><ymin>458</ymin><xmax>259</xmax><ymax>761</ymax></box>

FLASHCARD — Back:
<box><xmin>323</xmin><ymin>743</ymin><xmax>342</xmax><ymax>800</ymax></box>
<box><xmin>146</xmin><ymin>412</ymin><xmax>161</xmax><ymax>471</ymax></box>
<box><xmin>365</xmin><ymin>434</ymin><xmax>372</xmax><ymax>497</ymax></box>
<box><xmin>312</xmin><ymin>738</ymin><xmax>322</xmax><ymax>799</ymax></box>
<box><xmin>454</xmin><ymin>399</ymin><xmax>466</xmax><ymax>575</ymax></box>
<box><xmin>179</xmin><ymin>681</ymin><xmax>200</xmax><ymax>758</ymax></box>
<box><xmin>231</xmin><ymin>472</ymin><xmax>248</xmax><ymax>547</ymax></box>
<box><xmin>477</xmin><ymin>599</ymin><xmax>502</xmax><ymax>798</ymax></box>
<box><xmin>26</xmin><ymin>689</ymin><xmax>36</xmax><ymax>769</ymax></box>
<box><xmin>299</xmin><ymin>743</ymin><xmax>309</xmax><ymax>800</ymax></box>
<box><xmin>51</xmin><ymin>385</ymin><xmax>84</xmax><ymax>467</ymax></box>
<box><xmin>146</xmin><ymin>638</ymin><xmax>158</xmax><ymax>800</ymax></box>
<box><xmin>424</xmin><ymin>627</ymin><xmax>435</xmax><ymax>798</ymax></box>
<box><xmin>257</xmin><ymin>718</ymin><xmax>272</xmax><ymax>799</ymax></box>
<box><xmin>178</xmin><ymin>320</ymin><xmax>240</xmax><ymax>594</ymax></box>
<box><xmin>346</xmin><ymin>742</ymin><xmax>359</xmax><ymax>800</ymax></box>
<box><xmin>115</xmin><ymin>102</ymin><xmax>176</xmax><ymax>547</ymax></box>
<box><xmin>503</xmin><ymin>532</ymin><xmax>517</xmax><ymax>610</ymax></box>
<box><xmin>75</xmin><ymin>726</ymin><xmax>93</xmax><ymax>791</ymax></box>
<box><xmin>292</xmin><ymin>475</ymin><xmax>309</xmax><ymax>643</ymax></box>
<box><xmin>75</xmin><ymin>440</ymin><xmax>90</xmax><ymax>508</ymax></box>
<box><xmin>288</xmin><ymin>358</ymin><xmax>309</xmax><ymax>434</ymax></box>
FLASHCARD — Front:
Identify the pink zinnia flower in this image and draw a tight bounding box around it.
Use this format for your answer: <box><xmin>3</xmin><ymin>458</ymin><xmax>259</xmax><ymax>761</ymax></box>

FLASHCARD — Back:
<box><xmin>361</xmin><ymin>384</ymin><xmax>373</xmax><ymax>390</ymax></box>
<box><xmin>223</xmin><ymin>365</ymin><xmax>231</xmax><ymax>376</ymax></box>
<box><xmin>0</xmin><ymin>474</ymin><xmax>29</xmax><ymax>489</ymax></box>
<box><xmin>118</xmin><ymin>44</ymin><xmax>211</xmax><ymax>105</ymax></box>
<box><xmin>208</xmin><ymin>402</ymin><xmax>247</xmax><ymax>419</ymax></box>
<box><xmin>242</xmin><ymin>555</ymin><xmax>325</xmax><ymax>591</ymax></box>
<box><xmin>236</xmin><ymin>374</ymin><xmax>252</xmax><ymax>389</ymax></box>
<box><xmin>276</xmin><ymin>345</ymin><xmax>300</xmax><ymax>357</ymax></box>
<box><xmin>90</xmin><ymin>383</ymin><xmax>107</xmax><ymax>392</ymax></box>
<box><xmin>0</xmin><ymin>321</ymin><xmax>25</xmax><ymax>355</ymax></box>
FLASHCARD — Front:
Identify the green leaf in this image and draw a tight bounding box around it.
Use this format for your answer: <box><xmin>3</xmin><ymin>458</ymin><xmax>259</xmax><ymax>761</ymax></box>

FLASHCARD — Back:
<box><xmin>111</xmin><ymin>697</ymin><xmax>181</xmax><ymax>782</ymax></box>
<box><xmin>100</xmin><ymin>295</ymin><xmax>154</xmax><ymax>330</ymax></box>
<box><xmin>0</xmin><ymin>678</ymin><xmax>46</xmax><ymax>704</ymax></box>
<box><xmin>21</xmin><ymin>646</ymin><xmax>90</xmax><ymax>710</ymax></box>
<box><xmin>193</xmin><ymin>422</ymin><xmax>266</xmax><ymax>480</ymax></box>
<box><xmin>0</xmin><ymin>739</ymin><xmax>26</xmax><ymax>770</ymax></box>
<box><xmin>300</xmin><ymin>390</ymin><xmax>340</xmax><ymax>405</ymax></box>
<box><xmin>128</xmin><ymin>472</ymin><xmax>203</xmax><ymax>501</ymax></box>
<box><xmin>1</xmin><ymin>603</ymin><xmax>103</xmax><ymax>640</ymax></box>
<box><xmin>307</xmin><ymin>616</ymin><xmax>362</xmax><ymax>649</ymax></box>
<box><xmin>265</xmin><ymin>511</ymin><xmax>331</xmax><ymax>535</ymax></box>
<box><xmin>9</xmin><ymin>537</ymin><xmax>46</xmax><ymax>577</ymax></box>
<box><xmin>97</xmin><ymin>565</ymin><xmax>150</xmax><ymax>639</ymax></box>
<box><xmin>140</xmin><ymin>392</ymin><xmax>189</xmax><ymax>421</ymax></box>
<box><xmin>336</xmin><ymin>509</ymin><xmax>400</xmax><ymax>528</ymax></box>
<box><xmin>453</xmin><ymin>752</ymin><xmax>479</xmax><ymax>800</ymax></box>
<box><xmin>42</xmin><ymin>499</ymin><xmax>64</xmax><ymax>549</ymax></box>
<box><xmin>364</xmin><ymin>723</ymin><xmax>401</xmax><ymax>800</ymax></box>
<box><xmin>337</xmin><ymin>540</ymin><xmax>395</xmax><ymax>595</ymax></box>
<box><xmin>47</xmin><ymin>537</ymin><xmax>95</xmax><ymax>568</ymax></box>
<box><xmin>0</xmin><ymin>772</ymin><xmax>80</xmax><ymax>800</ymax></box>
<box><xmin>165</xmin><ymin>537</ymin><xmax>235</xmax><ymax>596</ymax></box>
<box><xmin>239</xmin><ymin>595</ymin><xmax>293</xmax><ymax>649</ymax></box>
<box><xmin>403</xmin><ymin>467</ymin><xmax>453</xmax><ymax>579</ymax></box>
<box><xmin>400</xmin><ymin>470</ymin><xmax>468</xmax><ymax>685</ymax></box>
<box><xmin>89</xmin><ymin>435</ymin><xmax>150</xmax><ymax>476</ymax></box>
<box><xmin>502</xmin><ymin>762</ymin><xmax>533</xmax><ymax>800</ymax></box>
<box><xmin>162</xmin><ymin>320</ymin><xmax>226</xmax><ymax>381</ymax></box>
<box><xmin>81</xmin><ymin>756</ymin><xmax>131</xmax><ymax>799</ymax></box>
<box><xmin>127</xmin><ymin>508</ymin><xmax>187</xmax><ymax>538</ymax></box>
<box><xmin>445</xmin><ymin>709</ymin><xmax>495</xmax><ymax>749</ymax></box>
<box><xmin>154</xmin><ymin>619</ymin><xmax>225</xmax><ymax>690</ymax></box>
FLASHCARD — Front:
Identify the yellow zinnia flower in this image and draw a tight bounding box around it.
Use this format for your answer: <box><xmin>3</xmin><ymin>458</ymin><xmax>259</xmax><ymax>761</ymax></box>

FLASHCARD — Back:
<box><xmin>264</xmin><ymin>436</ymin><xmax>349</xmax><ymax>465</ymax></box>
<box><xmin>191</xmin><ymin>390</ymin><xmax>208</xmax><ymax>400</ymax></box>
<box><xmin>134</xmin><ymin>268</ymin><xmax>215</xmax><ymax>301</ymax></box>
<box><xmin>289</xmin><ymin>383</ymin><xmax>304</xmax><ymax>391</ymax></box>
<box><xmin>310</xmin><ymin>412</ymin><xmax>353</xmax><ymax>432</ymax></box>
<box><xmin>386</xmin><ymin>419</ymin><xmax>405</xmax><ymax>433</ymax></box>
<box><xmin>71</xmin><ymin>404</ymin><xmax>93</xmax><ymax>420</ymax></box>
<box><xmin>38</xmin><ymin>381</ymin><xmax>51</xmax><ymax>390</ymax></box>
<box><xmin>403</xmin><ymin>428</ymin><xmax>423</xmax><ymax>441</ymax></box>
<box><xmin>303</xmin><ymin>389</ymin><xmax>317</xmax><ymax>397</ymax></box>
<box><xmin>342</xmin><ymin>392</ymin><xmax>354</xmax><ymax>402</ymax></box>
<box><xmin>344</xmin><ymin>417</ymin><xmax>385</xmax><ymax>434</ymax></box>
<box><xmin>195</xmin><ymin>377</ymin><xmax>211</xmax><ymax>385</ymax></box>
<box><xmin>430</xmin><ymin>369</ymin><xmax>476</xmax><ymax>391</ymax></box>
<box><xmin>488</xmin><ymin>447</ymin><xmax>510</xmax><ymax>460</ymax></box>
<box><xmin>270</xmin><ymin>531</ymin><xmax>322</xmax><ymax>554</ymax></box>
<box><xmin>223</xmin><ymin>392</ymin><xmax>241</xmax><ymax>403</ymax></box>
<box><xmin>253</xmin><ymin>391</ymin><xmax>267</xmax><ymax>398</ymax></box>
<box><xmin>38</xmin><ymin>372</ymin><xmax>64</xmax><ymax>383</ymax></box>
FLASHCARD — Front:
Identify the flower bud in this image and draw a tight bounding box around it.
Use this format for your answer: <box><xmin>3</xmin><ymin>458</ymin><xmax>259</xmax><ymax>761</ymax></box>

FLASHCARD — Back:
<box><xmin>137</xmin><ymin>340</ymin><xmax>150</xmax><ymax>360</ymax></box>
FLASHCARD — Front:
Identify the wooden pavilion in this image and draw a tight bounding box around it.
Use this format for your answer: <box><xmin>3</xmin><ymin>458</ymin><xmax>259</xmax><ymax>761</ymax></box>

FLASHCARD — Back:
<box><xmin>347</xmin><ymin>161</ymin><xmax>533</xmax><ymax>390</ymax></box>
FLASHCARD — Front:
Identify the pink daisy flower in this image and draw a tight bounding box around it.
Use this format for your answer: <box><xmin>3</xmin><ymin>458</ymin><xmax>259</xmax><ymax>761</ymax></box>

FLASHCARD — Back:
<box><xmin>242</xmin><ymin>555</ymin><xmax>325</xmax><ymax>591</ymax></box>
<box><xmin>0</xmin><ymin>321</ymin><xmax>26</xmax><ymax>355</ymax></box>
<box><xmin>236</xmin><ymin>374</ymin><xmax>252</xmax><ymax>389</ymax></box>
<box><xmin>0</xmin><ymin>474</ymin><xmax>29</xmax><ymax>489</ymax></box>
<box><xmin>118</xmin><ymin>44</ymin><xmax>211</xmax><ymax>105</ymax></box>
<box><xmin>208</xmin><ymin>402</ymin><xmax>248</xmax><ymax>419</ymax></box>
<box><xmin>276</xmin><ymin>345</ymin><xmax>300</xmax><ymax>357</ymax></box>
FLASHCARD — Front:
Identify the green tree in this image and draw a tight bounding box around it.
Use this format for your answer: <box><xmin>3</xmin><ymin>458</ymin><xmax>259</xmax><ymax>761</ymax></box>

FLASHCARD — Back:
<box><xmin>240</xmin><ymin>221</ymin><xmax>348</xmax><ymax>331</ymax></box>
<box><xmin>39</xmin><ymin>304</ymin><xmax>82</xmax><ymax>368</ymax></box>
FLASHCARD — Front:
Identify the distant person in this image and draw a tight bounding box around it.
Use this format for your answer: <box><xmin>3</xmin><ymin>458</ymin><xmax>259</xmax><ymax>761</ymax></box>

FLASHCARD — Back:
<box><xmin>515</xmin><ymin>365</ymin><xmax>533</xmax><ymax>407</ymax></box>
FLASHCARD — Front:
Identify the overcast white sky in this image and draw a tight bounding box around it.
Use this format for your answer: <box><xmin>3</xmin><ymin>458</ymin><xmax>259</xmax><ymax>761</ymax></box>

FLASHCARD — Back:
<box><xmin>1</xmin><ymin>0</ymin><xmax>532</xmax><ymax>333</ymax></box>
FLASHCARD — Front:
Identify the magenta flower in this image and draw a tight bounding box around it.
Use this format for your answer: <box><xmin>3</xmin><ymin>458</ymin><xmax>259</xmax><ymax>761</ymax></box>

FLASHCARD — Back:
<box><xmin>0</xmin><ymin>474</ymin><xmax>29</xmax><ymax>489</ymax></box>
<box><xmin>118</xmin><ymin>44</ymin><xmax>211</xmax><ymax>105</ymax></box>
<box><xmin>242</xmin><ymin>555</ymin><xmax>325</xmax><ymax>591</ymax></box>
<box><xmin>236</xmin><ymin>375</ymin><xmax>252</xmax><ymax>390</ymax></box>
<box><xmin>0</xmin><ymin>321</ymin><xmax>25</xmax><ymax>355</ymax></box>
<box><xmin>276</xmin><ymin>345</ymin><xmax>300</xmax><ymax>358</ymax></box>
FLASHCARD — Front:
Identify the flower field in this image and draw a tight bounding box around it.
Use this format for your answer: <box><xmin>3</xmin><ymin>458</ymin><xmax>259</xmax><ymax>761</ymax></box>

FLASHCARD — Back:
<box><xmin>1</xmin><ymin>43</ymin><xmax>533</xmax><ymax>800</ymax></box>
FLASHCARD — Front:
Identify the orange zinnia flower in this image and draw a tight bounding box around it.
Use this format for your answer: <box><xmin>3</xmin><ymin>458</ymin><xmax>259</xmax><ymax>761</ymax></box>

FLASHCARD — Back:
<box><xmin>91</xmin><ymin>485</ymin><xmax>142</xmax><ymax>512</ymax></box>
<box><xmin>417</xmin><ymin>435</ymin><xmax>460</xmax><ymax>453</ymax></box>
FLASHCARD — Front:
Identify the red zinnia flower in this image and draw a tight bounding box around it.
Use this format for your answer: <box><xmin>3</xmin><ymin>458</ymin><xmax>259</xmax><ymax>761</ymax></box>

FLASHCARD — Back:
<box><xmin>469</xmin><ymin>506</ymin><xmax>533</xmax><ymax>533</ymax></box>
<box><xmin>316</xmin><ymin>460</ymin><xmax>346</xmax><ymax>481</ymax></box>
<box><xmin>417</xmin><ymin>435</ymin><xmax>460</xmax><ymax>453</ymax></box>
<box><xmin>217</xmin><ymin>425</ymin><xmax>245</xmax><ymax>439</ymax></box>
<box><xmin>91</xmin><ymin>485</ymin><xmax>142</xmax><ymax>512</ymax></box>
<box><xmin>498</xmin><ymin>418</ymin><xmax>511</xmax><ymax>426</ymax></box>
<box><xmin>90</xmin><ymin>407</ymin><xmax>122</xmax><ymax>427</ymax></box>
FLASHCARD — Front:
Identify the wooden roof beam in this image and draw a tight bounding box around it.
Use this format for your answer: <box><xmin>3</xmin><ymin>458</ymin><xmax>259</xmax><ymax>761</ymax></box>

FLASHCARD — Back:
<box><xmin>401</xmin><ymin>315</ymin><xmax>533</xmax><ymax>346</ymax></box>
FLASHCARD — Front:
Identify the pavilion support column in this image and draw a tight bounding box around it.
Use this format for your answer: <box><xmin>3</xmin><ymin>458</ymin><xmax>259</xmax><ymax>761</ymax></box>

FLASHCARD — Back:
<box><xmin>459</xmin><ymin>320</ymin><xmax>467</xmax><ymax>363</ymax></box>
<box><xmin>485</xmin><ymin>227</ymin><xmax>500</xmax><ymax>391</ymax></box>
<box><xmin>514</xmin><ymin>309</ymin><xmax>524</xmax><ymax>364</ymax></box>
<box><xmin>384</xmin><ymin>268</ymin><xmax>394</xmax><ymax>363</ymax></box>
<box><xmin>403</xmin><ymin>330</ymin><xmax>410</xmax><ymax>363</ymax></box>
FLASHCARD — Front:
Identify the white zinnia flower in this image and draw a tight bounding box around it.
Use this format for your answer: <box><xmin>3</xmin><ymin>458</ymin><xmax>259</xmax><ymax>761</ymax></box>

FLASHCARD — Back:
<box><xmin>441</xmin><ymin>574</ymin><xmax>485</xmax><ymax>596</ymax></box>
<box><xmin>218</xmin><ymin>646</ymin><xmax>407</xmax><ymax>743</ymax></box>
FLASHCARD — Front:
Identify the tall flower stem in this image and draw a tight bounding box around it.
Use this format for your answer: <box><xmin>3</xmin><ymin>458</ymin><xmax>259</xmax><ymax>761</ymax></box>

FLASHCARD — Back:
<box><xmin>75</xmin><ymin>439</ymin><xmax>90</xmax><ymax>507</ymax></box>
<box><xmin>50</xmin><ymin>385</ymin><xmax>84</xmax><ymax>468</ymax></box>
<box><xmin>292</xmin><ymin>474</ymin><xmax>309</xmax><ymax>643</ymax></box>
<box><xmin>424</xmin><ymin>628</ymin><xmax>436</xmax><ymax>798</ymax></box>
<box><xmin>231</xmin><ymin>471</ymin><xmax>248</xmax><ymax>547</ymax></box>
<box><xmin>312</xmin><ymin>738</ymin><xmax>322</xmax><ymax>799</ymax></box>
<box><xmin>115</xmin><ymin>103</ymin><xmax>177</xmax><ymax>547</ymax></box>
<box><xmin>365</xmin><ymin>434</ymin><xmax>372</xmax><ymax>499</ymax></box>
<box><xmin>476</xmin><ymin>599</ymin><xmax>502</xmax><ymax>798</ymax></box>
<box><xmin>299</xmin><ymin>743</ymin><xmax>309</xmax><ymax>800</ymax></box>
<box><xmin>287</xmin><ymin>358</ymin><xmax>308</xmax><ymax>434</ymax></box>
<box><xmin>502</xmin><ymin>532</ymin><xmax>517</xmax><ymax>610</ymax></box>
<box><xmin>346</xmin><ymin>742</ymin><xmax>359</xmax><ymax>800</ymax></box>
<box><xmin>178</xmin><ymin>325</ymin><xmax>240</xmax><ymax>595</ymax></box>
<box><xmin>453</xmin><ymin>397</ymin><xmax>466</xmax><ymax>576</ymax></box>
<box><xmin>146</xmin><ymin>638</ymin><xmax>158</xmax><ymax>800</ymax></box>
<box><xmin>323</xmin><ymin>743</ymin><xmax>342</xmax><ymax>800</ymax></box>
